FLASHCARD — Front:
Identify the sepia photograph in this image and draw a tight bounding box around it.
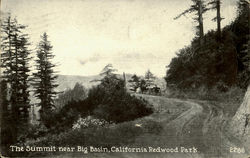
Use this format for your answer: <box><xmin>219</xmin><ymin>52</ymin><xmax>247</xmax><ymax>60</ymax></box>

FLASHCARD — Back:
<box><xmin>0</xmin><ymin>0</ymin><xmax>249</xmax><ymax>157</ymax></box>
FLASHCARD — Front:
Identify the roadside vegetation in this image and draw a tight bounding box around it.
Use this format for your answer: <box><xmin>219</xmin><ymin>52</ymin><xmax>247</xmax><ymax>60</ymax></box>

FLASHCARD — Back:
<box><xmin>18</xmin><ymin>95</ymin><xmax>185</xmax><ymax>157</ymax></box>
<box><xmin>54</xmin><ymin>82</ymin><xmax>88</xmax><ymax>110</ymax></box>
<box><xmin>5</xmin><ymin>64</ymin><xmax>153</xmax><ymax>157</ymax></box>
<box><xmin>55</xmin><ymin>64</ymin><xmax>153</xmax><ymax>126</ymax></box>
<box><xmin>165</xmin><ymin>0</ymin><xmax>249</xmax><ymax>107</ymax></box>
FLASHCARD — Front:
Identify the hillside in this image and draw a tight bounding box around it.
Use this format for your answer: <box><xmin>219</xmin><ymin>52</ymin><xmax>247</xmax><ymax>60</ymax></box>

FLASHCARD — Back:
<box><xmin>56</xmin><ymin>74</ymin><xmax>166</xmax><ymax>92</ymax></box>
<box><xmin>230</xmin><ymin>85</ymin><xmax>250</xmax><ymax>151</ymax></box>
<box><xmin>165</xmin><ymin>1</ymin><xmax>249</xmax><ymax>90</ymax></box>
<box><xmin>56</xmin><ymin>75</ymin><xmax>100</xmax><ymax>91</ymax></box>
<box><xmin>29</xmin><ymin>74</ymin><xmax>166</xmax><ymax>104</ymax></box>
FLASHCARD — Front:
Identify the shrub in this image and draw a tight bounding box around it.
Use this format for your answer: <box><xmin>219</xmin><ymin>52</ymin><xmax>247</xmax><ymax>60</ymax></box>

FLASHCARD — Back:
<box><xmin>24</xmin><ymin>124</ymin><xmax>48</xmax><ymax>140</ymax></box>
<box><xmin>72</xmin><ymin>116</ymin><xmax>111</xmax><ymax>130</ymax></box>
<box><xmin>61</xmin><ymin>74</ymin><xmax>153</xmax><ymax>124</ymax></box>
<box><xmin>55</xmin><ymin>82</ymin><xmax>87</xmax><ymax>109</ymax></box>
<box><xmin>26</xmin><ymin>121</ymin><xmax>143</xmax><ymax>150</ymax></box>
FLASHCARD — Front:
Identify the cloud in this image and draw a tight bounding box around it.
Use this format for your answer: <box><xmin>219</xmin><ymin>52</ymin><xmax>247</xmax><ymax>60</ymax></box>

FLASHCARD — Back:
<box><xmin>3</xmin><ymin>0</ymin><xmax>238</xmax><ymax>77</ymax></box>
<box><xmin>79</xmin><ymin>60</ymin><xmax>87</xmax><ymax>65</ymax></box>
<box><xmin>79</xmin><ymin>53</ymin><xmax>102</xmax><ymax>65</ymax></box>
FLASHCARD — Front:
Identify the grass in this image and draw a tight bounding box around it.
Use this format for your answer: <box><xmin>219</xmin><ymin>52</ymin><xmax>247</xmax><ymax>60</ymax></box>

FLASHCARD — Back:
<box><xmin>165</xmin><ymin>86</ymin><xmax>245</xmax><ymax>115</ymax></box>
<box><xmin>23</xmin><ymin>120</ymin><xmax>160</xmax><ymax>157</ymax></box>
<box><xmin>14</xmin><ymin>94</ymin><xmax>189</xmax><ymax>157</ymax></box>
<box><xmin>164</xmin><ymin>87</ymin><xmax>245</xmax><ymax>102</ymax></box>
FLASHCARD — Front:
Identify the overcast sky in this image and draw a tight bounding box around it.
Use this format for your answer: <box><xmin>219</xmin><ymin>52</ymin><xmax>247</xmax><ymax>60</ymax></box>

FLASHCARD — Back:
<box><xmin>1</xmin><ymin>0</ymin><xmax>237</xmax><ymax>77</ymax></box>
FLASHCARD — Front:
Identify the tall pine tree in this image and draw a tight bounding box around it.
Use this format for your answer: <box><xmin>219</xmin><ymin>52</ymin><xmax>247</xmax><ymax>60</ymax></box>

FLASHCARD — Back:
<box><xmin>1</xmin><ymin>16</ymin><xmax>31</xmax><ymax>150</ymax></box>
<box><xmin>207</xmin><ymin>0</ymin><xmax>223</xmax><ymax>40</ymax></box>
<box><xmin>174</xmin><ymin>0</ymin><xmax>208</xmax><ymax>45</ymax></box>
<box><xmin>33</xmin><ymin>32</ymin><xmax>58</xmax><ymax>126</ymax></box>
<box><xmin>18</xmin><ymin>35</ymin><xmax>32</xmax><ymax>118</ymax></box>
<box><xmin>1</xmin><ymin>15</ymin><xmax>31</xmax><ymax>120</ymax></box>
<box><xmin>144</xmin><ymin>70</ymin><xmax>156</xmax><ymax>88</ymax></box>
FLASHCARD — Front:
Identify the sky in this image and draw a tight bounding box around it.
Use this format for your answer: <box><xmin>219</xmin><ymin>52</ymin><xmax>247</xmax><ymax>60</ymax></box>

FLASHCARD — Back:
<box><xmin>1</xmin><ymin>0</ymin><xmax>238</xmax><ymax>77</ymax></box>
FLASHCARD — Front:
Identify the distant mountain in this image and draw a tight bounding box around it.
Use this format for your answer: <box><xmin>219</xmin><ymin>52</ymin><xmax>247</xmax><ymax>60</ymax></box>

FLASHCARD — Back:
<box><xmin>56</xmin><ymin>74</ymin><xmax>166</xmax><ymax>92</ymax></box>
<box><xmin>30</xmin><ymin>73</ymin><xmax>166</xmax><ymax>104</ymax></box>
<box><xmin>56</xmin><ymin>74</ymin><xmax>136</xmax><ymax>91</ymax></box>
<box><xmin>30</xmin><ymin>75</ymin><xmax>100</xmax><ymax>104</ymax></box>
<box><xmin>56</xmin><ymin>75</ymin><xmax>100</xmax><ymax>92</ymax></box>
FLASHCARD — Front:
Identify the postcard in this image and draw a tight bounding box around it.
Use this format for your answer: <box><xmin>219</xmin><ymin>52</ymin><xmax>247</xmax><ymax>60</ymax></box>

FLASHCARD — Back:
<box><xmin>0</xmin><ymin>0</ymin><xmax>249</xmax><ymax>157</ymax></box>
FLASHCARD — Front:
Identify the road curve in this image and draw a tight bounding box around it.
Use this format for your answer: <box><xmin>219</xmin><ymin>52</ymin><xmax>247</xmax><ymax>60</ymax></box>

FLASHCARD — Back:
<box><xmin>57</xmin><ymin>94</ymin><xmax>248</xmax><ymax>158</ymax></box>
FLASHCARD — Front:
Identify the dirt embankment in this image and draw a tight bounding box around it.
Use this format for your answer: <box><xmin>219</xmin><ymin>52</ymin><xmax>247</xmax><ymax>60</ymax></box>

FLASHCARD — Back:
<box><xmin>229</xmin><ymin>85</ymin><xmax>250</xmax><ymax>155</ymax></box>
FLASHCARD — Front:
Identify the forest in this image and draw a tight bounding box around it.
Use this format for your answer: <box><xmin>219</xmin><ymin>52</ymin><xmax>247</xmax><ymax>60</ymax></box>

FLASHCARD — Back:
<box><xmin>165</xmin><ymin>0</ymin><xmax>249</xmax><ymax>94</ymax></box>
<box><xmin>0</xmin><ymin>0</ymin><xmax>249</xmax><ymax>157</ymax></box>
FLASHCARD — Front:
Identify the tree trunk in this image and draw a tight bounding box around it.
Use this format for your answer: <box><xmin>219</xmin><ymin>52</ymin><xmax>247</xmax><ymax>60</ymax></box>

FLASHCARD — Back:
<box><xmin>198</xmin><ymin>0</ymin><xmax>204</xmax><ymax>45</ymax></box>
<box><xmin>216</xmin><ymin>0</ymin><xmax>221</xmax><ymax>40</ymax></box>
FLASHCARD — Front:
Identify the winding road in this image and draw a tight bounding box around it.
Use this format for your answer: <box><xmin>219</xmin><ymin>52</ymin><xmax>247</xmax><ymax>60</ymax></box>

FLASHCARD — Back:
<box><xmin>58</xmin><ymin>94</ymin><xmax>248</xmax><ymax>158</ymax></box>
<box><xmin>113</xmin><ymin>94</ymin><xmax>248</xmax><ymax>158</ymax></box>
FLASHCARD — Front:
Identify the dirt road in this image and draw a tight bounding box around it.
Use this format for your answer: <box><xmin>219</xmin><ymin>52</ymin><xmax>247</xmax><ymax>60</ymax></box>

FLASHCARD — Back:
<box><xmin>57</xmin><ymin>94</ymin><xmax>249</xmax><ymax>158</ymax></box>
<box><xmin>116</xmin><ymin>94</ymin><xmax>248</xmax><ymax>158</ymax></box>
